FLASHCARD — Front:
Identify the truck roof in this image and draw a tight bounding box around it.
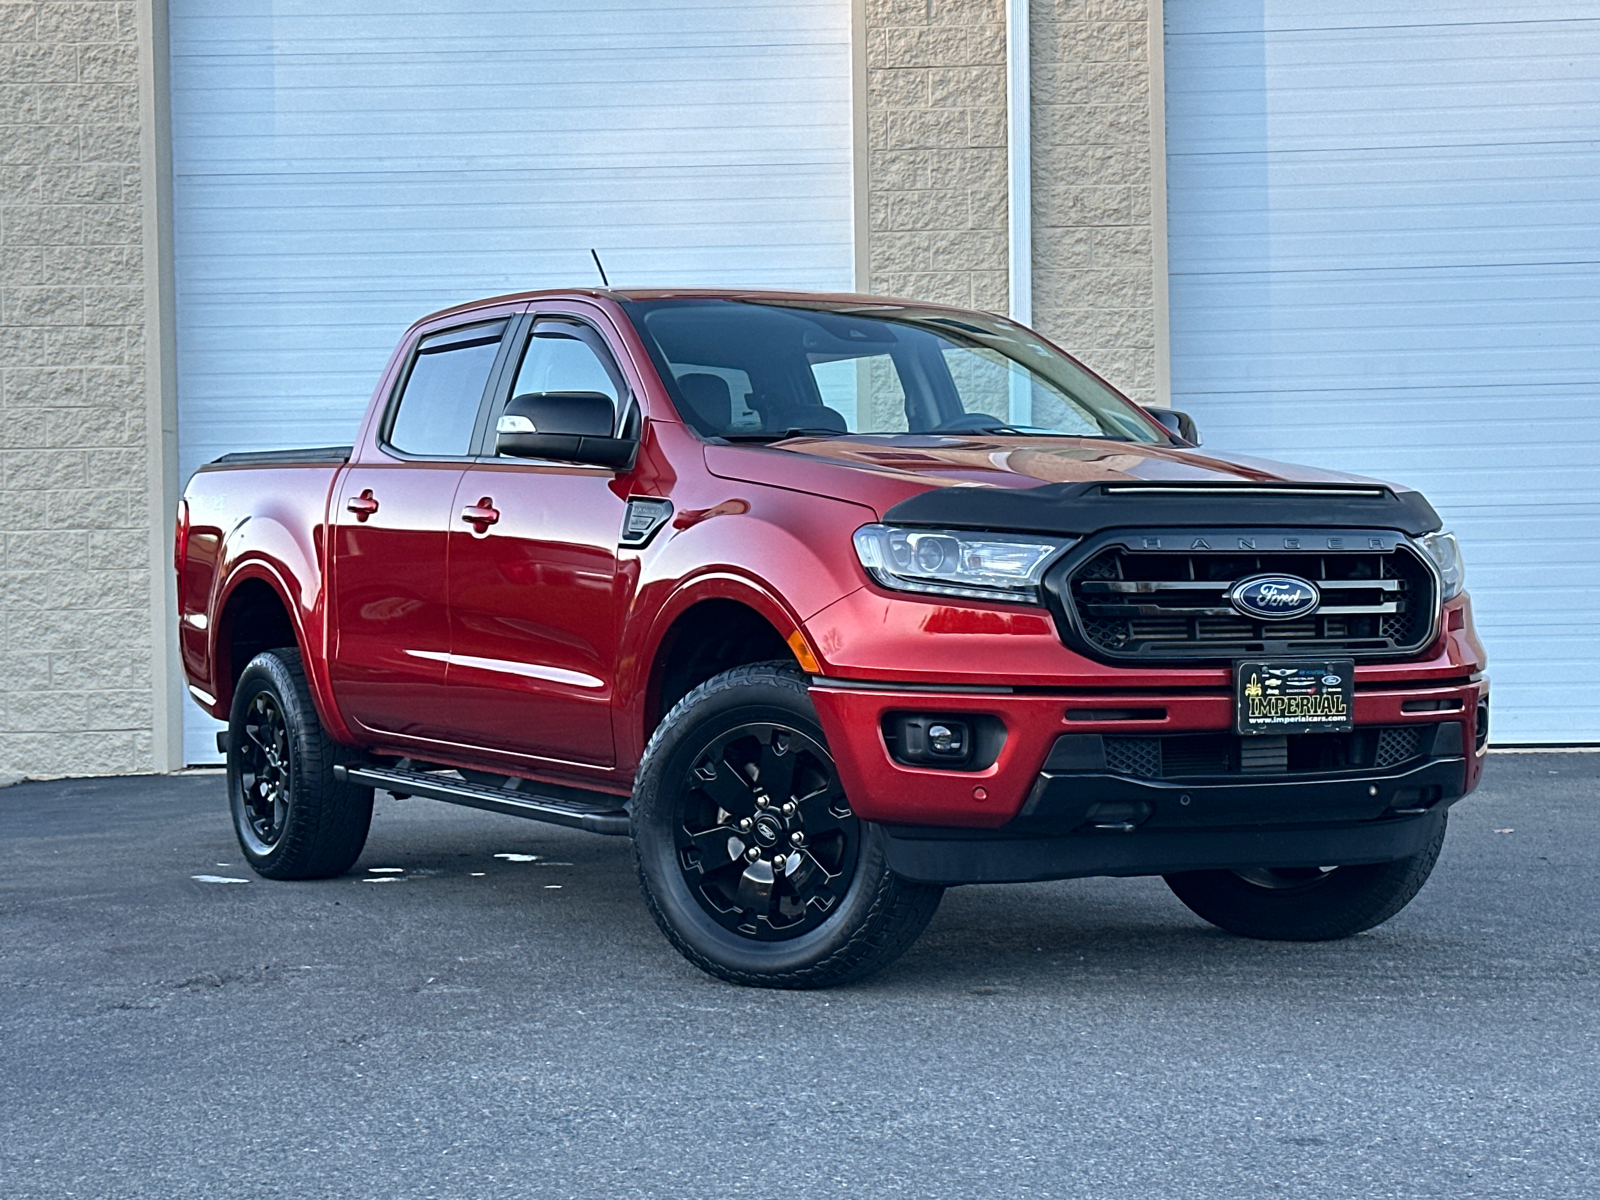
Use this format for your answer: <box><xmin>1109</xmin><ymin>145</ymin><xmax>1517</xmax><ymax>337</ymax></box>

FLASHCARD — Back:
<box><xmin>411</xmin><ymin>287</ymin><xmax>978</xmax><ymax>330</ymax></box>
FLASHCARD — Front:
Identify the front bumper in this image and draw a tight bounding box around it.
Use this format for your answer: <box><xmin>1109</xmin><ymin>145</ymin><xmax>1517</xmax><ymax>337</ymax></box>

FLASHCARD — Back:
<box><xmin>883</xmin><ymin>803</ymin><xmax>1453</xmax><ymax>886</ymax></box>
<box><xmin>809</xmin><ymin>676</ymin><xmax>1487</xmax><ymax>828</ymax></box>
<box><xmin>1011</xmin><ymin>735</ymin><xmax>1467</xmax><ymax>835</ymax></box>
<box><xmin>809</xmin><ymin>676</ymin><xmax>1486</xmax><ymax>885</ymax></box>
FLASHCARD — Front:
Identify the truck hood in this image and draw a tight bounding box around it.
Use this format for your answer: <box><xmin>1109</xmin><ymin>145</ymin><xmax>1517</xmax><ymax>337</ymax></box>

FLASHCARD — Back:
<box><xmin>703</xmin><ymin>434</ymin><xmax>1442</xmax><ymax>536</ymax></box>
<box><xmin>765</xmin><ymin>433</ymin><xmax>1369</xmax><ymax>490</ymax></box>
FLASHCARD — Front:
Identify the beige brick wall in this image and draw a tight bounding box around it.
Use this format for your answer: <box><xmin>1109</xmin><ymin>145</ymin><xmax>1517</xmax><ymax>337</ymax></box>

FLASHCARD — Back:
<box><xmin>864</xmin><ymin>0</ymin><xmax>1160</xmax><ymax>403</ymax></box>
<box><xmin>865</xmin><ymin>0</ymin><xmax>1010</xmax><ymax>311</ymax></box>
<box><xmin>0</xmin><ymin>0</ymin><xmax>156</xmax><ymax>778</ymax></box>
<box><xmin>1030</xmin><ymin>0</ymin><xmax>1157</xmax><ymax>402</ymax></box>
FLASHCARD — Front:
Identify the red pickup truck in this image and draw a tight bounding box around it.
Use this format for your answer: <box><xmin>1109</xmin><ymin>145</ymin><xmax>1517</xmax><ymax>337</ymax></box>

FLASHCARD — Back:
<box><xmin>177</xmin><ymin>288</ymin><xmax>1488</xmax><ymax>987</ymax></box>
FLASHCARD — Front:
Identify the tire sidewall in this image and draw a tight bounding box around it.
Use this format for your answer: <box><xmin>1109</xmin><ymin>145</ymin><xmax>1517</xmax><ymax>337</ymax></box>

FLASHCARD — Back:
<box><xmin>633</xmin><ymin>670</ymin><xmax>893</xmax><ymax>979</ymax></box>
<box><xmin>226</xmin><ymin>652</ymin><xmax>312</xmax><ymax>873</ymax></box>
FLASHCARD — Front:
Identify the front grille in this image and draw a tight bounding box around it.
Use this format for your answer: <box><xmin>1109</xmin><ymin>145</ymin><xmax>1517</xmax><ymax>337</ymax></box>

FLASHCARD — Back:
<box><xmin>1052</xmin><ymin>532</ymin><xmax>1437</xmax><ymax>662</ymax></box>
<box><xmin>1104</xmin><ymin>737</ymin><xmax>1161</xmax><ymax>778</ymax></box>
<box><xmin>1102</xmin><ymin>724</ymin><xmax>1436</xmax><ymax>780</ymax></box>
<box><xmin>1374</xmin><ymin>725</ymin><xmax>1428</xmax><ymax>768</ymax></box>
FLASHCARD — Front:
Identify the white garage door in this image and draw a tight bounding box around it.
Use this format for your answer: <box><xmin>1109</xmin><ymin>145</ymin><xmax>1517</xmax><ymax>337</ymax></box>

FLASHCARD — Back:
<box><xmin>1165</xmin><ymin>2</ymin><xmax>1600</xmax><ymax>744</ymax></box>
<box><xmin>169</xmin><ymin>0</ymin><xmax>855</xmax><ymax>762</ymax></box>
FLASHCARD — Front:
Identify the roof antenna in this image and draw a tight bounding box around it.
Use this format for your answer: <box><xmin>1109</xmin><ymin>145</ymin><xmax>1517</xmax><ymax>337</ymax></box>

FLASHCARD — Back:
<box><xmin>589</xmin><ymin>249</ymin><xmax>611</xmax><ymax>288</ymax></box>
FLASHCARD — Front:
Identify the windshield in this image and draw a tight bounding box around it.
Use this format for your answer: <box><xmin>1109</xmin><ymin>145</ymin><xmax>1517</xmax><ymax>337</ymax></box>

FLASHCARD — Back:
<box><xmin>619</xmin><ymin>298</ymin><xmax>1167</xmax><ymax>444</ymax></box>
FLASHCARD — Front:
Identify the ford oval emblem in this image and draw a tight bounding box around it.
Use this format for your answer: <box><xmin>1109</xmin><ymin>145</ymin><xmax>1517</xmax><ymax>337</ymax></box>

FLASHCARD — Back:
<box><xmin>1228</xmin><ymin>574</ymin><xmax>1320</xmax><ymax>622</ymax></box>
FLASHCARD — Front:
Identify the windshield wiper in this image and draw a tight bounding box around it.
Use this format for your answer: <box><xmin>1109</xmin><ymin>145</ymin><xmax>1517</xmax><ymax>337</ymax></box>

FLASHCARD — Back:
<box><xmin>946</xmin><ymin>421</ymin><xmax>1028</xmax><ymax>435</ymax></box>
<box><xmin>717</xmin><ymin>427</ymin><xmax>850</xmax><ymax>442</ymax></box>
<box><xmin>937</xmin><ymin>421</ymin><xmax>1126</xmax><ymax>439</ymax></box>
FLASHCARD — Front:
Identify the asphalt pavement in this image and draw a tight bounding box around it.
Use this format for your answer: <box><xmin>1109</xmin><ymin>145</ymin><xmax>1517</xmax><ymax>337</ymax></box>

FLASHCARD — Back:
<box><xmin>1</xmin><ymin>753</ymin><xmax>1596</xmax><ymax>1199</ymax></box>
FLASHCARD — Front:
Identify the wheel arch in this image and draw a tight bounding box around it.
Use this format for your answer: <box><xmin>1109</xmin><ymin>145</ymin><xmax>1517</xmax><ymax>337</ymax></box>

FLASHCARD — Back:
<box><xmin>211</xmin><ymin>567</ymin><xmax>351</xmax><ymax>742</ymax></box>
<box><xmin>214</xmin><ymin>572</ymin><xmax>301</xmax><ymax>708</ymax></box>
<box><xmin>637</xmin><ymin>590</ymin><xmax>802</xmax><ymax>751</ymax></box>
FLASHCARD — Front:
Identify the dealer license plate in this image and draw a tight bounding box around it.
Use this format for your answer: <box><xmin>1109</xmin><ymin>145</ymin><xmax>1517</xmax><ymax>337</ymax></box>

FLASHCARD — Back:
<box><xmin>1235</xmin><ymin>659</ymin><xmax>1355</xmax><ymax>736</ymax></box>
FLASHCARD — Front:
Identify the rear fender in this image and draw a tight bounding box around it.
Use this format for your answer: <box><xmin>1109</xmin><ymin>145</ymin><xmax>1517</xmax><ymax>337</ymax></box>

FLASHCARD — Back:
<box><xmin>210</xmin><ymin>513</ymin><xmax>353</xmax><ymax>745</ymax></box>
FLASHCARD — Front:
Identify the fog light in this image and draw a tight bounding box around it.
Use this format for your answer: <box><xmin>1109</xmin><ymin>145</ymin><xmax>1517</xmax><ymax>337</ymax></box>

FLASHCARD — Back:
<box><xmin>890</xmin><ymin>715</ymin><xmax>973</xmax><ymax>765</ymax></box>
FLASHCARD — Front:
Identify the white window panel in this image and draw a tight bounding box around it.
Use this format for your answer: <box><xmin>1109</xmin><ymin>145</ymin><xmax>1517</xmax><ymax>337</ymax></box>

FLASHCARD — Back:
<box><xmin>170</xmin><ymin>0</ymin><xmax>854</xmax><ymax>762</ymax></box>
<box><xmin>1166</xmin><ymin>2</ymin><xmax>1600</xmax><ymax>743</ymax></box>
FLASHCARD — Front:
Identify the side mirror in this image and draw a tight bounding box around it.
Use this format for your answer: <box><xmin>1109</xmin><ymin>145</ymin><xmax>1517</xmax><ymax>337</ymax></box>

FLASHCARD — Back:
<box><xmin>1144</xmin><ymin>406</ymin><xmax>1201</xmax><ymax>445</ymax></box>
<box><xmin>496</xmin><ymin>391</ymin><xmax>637</xmax><ymax>469</ymax></box>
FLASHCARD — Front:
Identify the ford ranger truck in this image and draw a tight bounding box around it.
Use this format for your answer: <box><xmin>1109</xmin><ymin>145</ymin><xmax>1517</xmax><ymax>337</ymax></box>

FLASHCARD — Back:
<box><xmin>176</xmin><ymin>290</ymin><xmax>1488</xmax><ymax>988</ymax></box>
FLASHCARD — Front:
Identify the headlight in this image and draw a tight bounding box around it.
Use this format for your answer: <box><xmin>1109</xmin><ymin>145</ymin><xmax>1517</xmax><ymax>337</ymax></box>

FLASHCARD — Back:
<box><xmin>1419</xmin><ymin>530</ymin><xmax>1465</xmax><ymax>600</ymax></box>
<box><xmin>852</xmin><ymin>524</ymin><xmax>1074</xmax><ymax>603</ymax></box>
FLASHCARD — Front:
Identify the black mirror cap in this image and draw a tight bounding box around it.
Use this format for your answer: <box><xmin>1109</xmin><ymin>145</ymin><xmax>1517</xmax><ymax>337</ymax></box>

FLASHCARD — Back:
<box><xmin>1144</xmin><ymin>406</ymin><xmax>1202</xmax><ymax>445</ymax></box>
<box><xmin>497</xmin><ymin>431</ymin><xmax>638</xmax><ymax>469</ymax></box>
<box><xmin>496</xmin><ymin>391</ymin><xmax>638</xmax><ymax>469</ymax></box>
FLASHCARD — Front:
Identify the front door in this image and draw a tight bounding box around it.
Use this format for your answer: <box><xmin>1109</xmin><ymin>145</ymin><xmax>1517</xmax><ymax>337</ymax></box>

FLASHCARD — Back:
<box><xmin>442</xmin><ymin>315</ymin><xmax>630</xmax><ymax>766</ymax></box>
<box><xmin>329</xmin><ymin>318</ymin><xmax>509</xmax><ymax>739</ymax></box>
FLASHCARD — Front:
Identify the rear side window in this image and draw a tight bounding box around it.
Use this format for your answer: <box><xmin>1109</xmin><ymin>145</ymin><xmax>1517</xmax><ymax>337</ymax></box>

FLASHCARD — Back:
<box><xmin>387</xmin><ymin>321</ymin><xmax>506</xmax><ymax>456</ymax></box>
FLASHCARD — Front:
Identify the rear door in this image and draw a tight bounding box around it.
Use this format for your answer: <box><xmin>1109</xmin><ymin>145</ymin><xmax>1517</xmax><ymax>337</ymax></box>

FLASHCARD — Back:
<box><xmin>440</xmin><ymin>309</ymin><xmax>634</xmax><ymax>766</ymax></box>
<box><xmin>329</xmin><ymin>317</ymin><xmax>513</xmax><ymax>739</ymax></box>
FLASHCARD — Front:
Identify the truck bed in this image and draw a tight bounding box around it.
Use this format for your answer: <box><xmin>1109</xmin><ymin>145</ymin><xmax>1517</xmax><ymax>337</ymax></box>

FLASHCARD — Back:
<box><xmin>209</xmin><ymin>446</ymin><xmax>353</xmax><ymax>467</ymax></box>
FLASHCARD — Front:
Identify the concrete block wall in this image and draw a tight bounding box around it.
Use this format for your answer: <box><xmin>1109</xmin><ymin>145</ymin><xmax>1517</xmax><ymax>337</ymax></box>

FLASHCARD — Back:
<box><xmin>1030</xmin><ymin>0</ymin><xmax>1157</xmax><ymax>402</ymax></box>
<box><xmin>0</xmin><ymin>1</ymin><xmax>156</xmax><ymax>777</ymax></box>
<box><xmin>864</xmin><ymin>0</ymin><xmax>1159</xmax><ymax>404</ymax></box>
<box><xmin>865</xmin><ymin>0</ymin><xmax>1010</xmax><ymax>311</ymax></box>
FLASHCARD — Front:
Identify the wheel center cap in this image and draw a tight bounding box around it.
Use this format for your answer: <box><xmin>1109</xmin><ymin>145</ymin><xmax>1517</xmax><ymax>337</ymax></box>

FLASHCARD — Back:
<box><xmin>753</xmin><ymin>814</ymin><xmax>784</xmax><ymax>846</ymax></box>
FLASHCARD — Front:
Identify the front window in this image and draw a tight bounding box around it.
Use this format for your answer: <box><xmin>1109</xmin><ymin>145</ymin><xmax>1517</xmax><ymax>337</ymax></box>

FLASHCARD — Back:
<box><xmin>511</xmin><ymin>319</ymin><xmax>623</xmax><ymax>402</ymax></box>
<box><xmin>620</xmin><ymin>298</ymin><xmax>1166</xmax><ymax>444</ymax></box>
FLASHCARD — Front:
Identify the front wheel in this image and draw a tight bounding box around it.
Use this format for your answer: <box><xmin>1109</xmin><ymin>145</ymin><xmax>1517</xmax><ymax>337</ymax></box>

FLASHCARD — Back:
<box><xmin>1164</xmin><ymin>816</ymin><xmax>1447</xmax><ymax>941</ymax></box>
<box><xmin>226</xmin><ymin>648</ymin><xmax>373</xmax><ymax>880</ymax></box>
<box><xmin>632</xmin><ymin>663</ymin><xmax>943</xmax><ymax>988</ymax></box>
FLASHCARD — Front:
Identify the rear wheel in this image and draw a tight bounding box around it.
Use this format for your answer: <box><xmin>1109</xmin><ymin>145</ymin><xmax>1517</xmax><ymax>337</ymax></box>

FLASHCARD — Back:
<box><xmin>1164</xmin><ymin>816</ymin><xmax>1447</xmax><ymax>940</ymax></box>
<box><xmin>633</xmin><ymin>662</ymin><xmax>943</xmax><ymax>988</ymax></box>
<box><xmin>226</xmin><ymin>648</ymin><xmax>373</xmax><ymax>880</ymax></box>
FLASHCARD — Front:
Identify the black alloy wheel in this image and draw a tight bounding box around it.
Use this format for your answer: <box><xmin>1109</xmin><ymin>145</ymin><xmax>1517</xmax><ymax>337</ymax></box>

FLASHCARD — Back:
<box><xmin>1230</xmin><ymin>866</ymin><xmax>1335</xmax><ymax>891</ymax></box>
<box><xmin>236</xmin><ymin>689</ymin><xmax>292</xmax><ymax>854</ymax></box>
<box><xmin>674</xmin><ymin>721</ymin><xmax>860</xmax><ymax>941</ymax></box>
<box><xmin>633</xmin><ymin>662</ymin><xmax>944</xmax><ymax>988</ymax></box>
<box><xmin>225</xmin><ymin>647</ymin><xmax>373</xmax><ymax>880</ymax></box>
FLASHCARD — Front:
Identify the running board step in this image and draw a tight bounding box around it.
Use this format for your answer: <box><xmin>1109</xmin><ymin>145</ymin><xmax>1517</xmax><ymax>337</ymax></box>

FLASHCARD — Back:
<box><xmin>333</xmin><ymin>764</ymin><xmax>630</xmax><ymax>836</ymax></box>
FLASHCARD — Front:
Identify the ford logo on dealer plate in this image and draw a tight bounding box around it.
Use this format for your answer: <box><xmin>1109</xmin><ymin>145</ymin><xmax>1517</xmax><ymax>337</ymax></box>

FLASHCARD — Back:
<box><xmin>1228</xmin><ymin>574</ymin><xmax>1320</xmax><ymax>621</ymax></box>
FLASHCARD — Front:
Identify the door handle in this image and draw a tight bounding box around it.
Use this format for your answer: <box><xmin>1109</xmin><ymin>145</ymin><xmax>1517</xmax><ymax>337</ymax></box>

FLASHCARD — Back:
<box><xmin>347</xmin><ymin>490</ymin><xmax>379</xmax><ymax>521</ymax></box>
<box><xmin>461</xmin><ymin>498</ymin><xmax>499</xmax><ymax>533</ymax></box>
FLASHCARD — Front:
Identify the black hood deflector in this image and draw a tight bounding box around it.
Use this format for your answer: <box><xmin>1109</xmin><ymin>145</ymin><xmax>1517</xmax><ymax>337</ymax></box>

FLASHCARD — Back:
<box><xmin>883</xmin><ymin>481</ymin><xmax>1443</xmax><ymax>537</ymax></box>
